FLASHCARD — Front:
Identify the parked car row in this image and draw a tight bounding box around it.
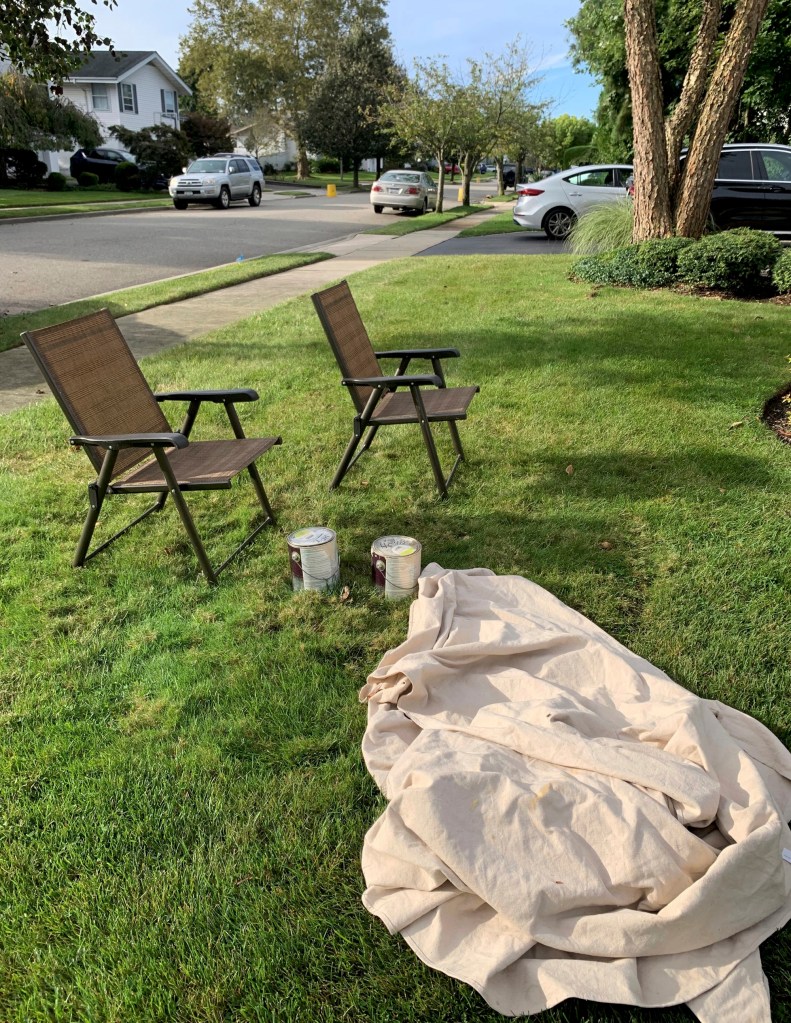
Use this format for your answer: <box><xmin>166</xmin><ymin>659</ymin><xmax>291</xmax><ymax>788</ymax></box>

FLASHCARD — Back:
<box><xmin>513</xmin><ymin>143</ymin><xmax>791</xmax><ymax>241</ymax></box>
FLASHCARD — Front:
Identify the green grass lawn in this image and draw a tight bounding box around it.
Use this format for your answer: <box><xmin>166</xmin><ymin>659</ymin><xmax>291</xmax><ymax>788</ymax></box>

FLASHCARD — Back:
<box><xmin>266</xmin><ymin>171</ymin><xmax>376</xmax><ymax>190</ymax></box>
<box><xmin>0</xmin><ymin>188</ymin><xmax>171</xmax><ymax>220</ymax></box>
<box><xmin>367</xmin><ymin>204</ymin><xmax>489</xmax><ymax>236</ymax></box>
<box><xmin>1</xmin><ymin>257</ymin><xmax>790</xmax><ymax>1022</ymax></box>
<box><xmin>0</xmin><ymin>252</ymin><xmax>332</xmax><ymax>354</ymax></box>
<box><xmin>457</xmin><ymin>210</ymin><xmax>525</xmax><ymax>237</ymax></box>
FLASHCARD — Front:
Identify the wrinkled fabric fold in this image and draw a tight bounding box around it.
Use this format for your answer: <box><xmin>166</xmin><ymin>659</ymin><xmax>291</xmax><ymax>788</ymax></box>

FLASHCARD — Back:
<box><xmin>360</xmin><ymin>566</ymin><xmax>791</xmax><ymax>1019</ymax></box>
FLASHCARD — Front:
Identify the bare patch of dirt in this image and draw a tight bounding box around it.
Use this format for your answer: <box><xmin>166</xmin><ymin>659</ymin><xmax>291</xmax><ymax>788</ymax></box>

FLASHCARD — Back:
<box><xmin>762</xmin><ymin>384</ymin><xmax>791</xmax><ymax>445</ymax></box>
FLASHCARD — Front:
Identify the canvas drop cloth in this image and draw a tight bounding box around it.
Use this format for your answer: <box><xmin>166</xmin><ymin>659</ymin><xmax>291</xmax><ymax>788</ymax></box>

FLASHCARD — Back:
<box><xmin>360</xmin><ymin>566</ymin><xmax>791</xmax><ymax>1020</ymax></box>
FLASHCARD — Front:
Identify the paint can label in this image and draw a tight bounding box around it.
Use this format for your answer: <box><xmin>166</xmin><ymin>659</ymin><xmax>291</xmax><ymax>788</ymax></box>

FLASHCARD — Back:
<box><xmin>371</xmin><ymin>535</ymin><xmax>422</xmax><ymax>600</ymax></box>
<box><xmin>287</xmin><ymin>527</ymin><xmax>340</xmax><ymax>592</ymax></box>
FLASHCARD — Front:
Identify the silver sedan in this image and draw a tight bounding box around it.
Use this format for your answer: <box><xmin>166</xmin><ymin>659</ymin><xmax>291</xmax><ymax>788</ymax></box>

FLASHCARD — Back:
<box><xmin>370</xmin><ymin>170</ymin><xmax>438</xmax><ymax>215</ymax></box>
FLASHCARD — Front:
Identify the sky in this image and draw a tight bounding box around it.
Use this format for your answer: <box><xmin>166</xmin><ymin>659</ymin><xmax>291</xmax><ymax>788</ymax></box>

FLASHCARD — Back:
<box><xmin>88</xmin><ymin>0</ymin><xmax>600</xmax><ymax>119</ymax></box>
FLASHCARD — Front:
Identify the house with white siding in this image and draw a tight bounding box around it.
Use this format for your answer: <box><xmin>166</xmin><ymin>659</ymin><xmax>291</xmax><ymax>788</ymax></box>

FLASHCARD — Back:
<box><xmin>44</xmin><ymin>50</ymin><xmax>191</xmax><ymax>174</ymax></box>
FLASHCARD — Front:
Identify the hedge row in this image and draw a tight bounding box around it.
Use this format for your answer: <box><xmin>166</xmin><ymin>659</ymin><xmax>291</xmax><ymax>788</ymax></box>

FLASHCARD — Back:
<box><xmin>571</xmin><ymin>229</ymin><xmax>789</xmax><ymax>297</ymax></box>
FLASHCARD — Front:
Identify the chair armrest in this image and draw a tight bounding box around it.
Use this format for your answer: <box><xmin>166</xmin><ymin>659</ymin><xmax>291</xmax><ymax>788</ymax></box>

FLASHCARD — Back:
<box><xmin>374</xmin><ymin>348</ymin><xmax>460</xmax><ymax>360</ymax></box>
<box><xmin>154</xmin><ymin>389</ymin><xmax>259</xmax><ymax>403</ymax></box>
<box><xmin>342</xmin><ymin>374</ymin><xmax>443</xmax><ymax>388</ymax></box>
<box><xmin>69</xmin><ymin>432</ymin><xmax>188</xmax><ymax>450</ymax></box>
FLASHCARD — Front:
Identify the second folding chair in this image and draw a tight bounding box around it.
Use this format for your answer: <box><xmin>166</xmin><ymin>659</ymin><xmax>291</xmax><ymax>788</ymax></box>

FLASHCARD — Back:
<box><xmin>311</xmin><ymin>280</ymin><xmax>479</xmax><ymax>499</ymax></box>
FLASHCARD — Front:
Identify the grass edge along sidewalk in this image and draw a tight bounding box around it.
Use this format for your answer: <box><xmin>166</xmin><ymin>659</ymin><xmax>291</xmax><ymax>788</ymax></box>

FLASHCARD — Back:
<box><xmin>0</xmin><ymin>253</ymin><xmax>789</xmax><ymax>1022</ymax></box>
<box><xmin>0</xmin><ymin>251</ymin><xmax>333</xmax><ymax>354</ymax></box>
<box><xmin>366</xmin><ymin>203</ymin><xmax>490</xmax><ymax>236</ymax></box>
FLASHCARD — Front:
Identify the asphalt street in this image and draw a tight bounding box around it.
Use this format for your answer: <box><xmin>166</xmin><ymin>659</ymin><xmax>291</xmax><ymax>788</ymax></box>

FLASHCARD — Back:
<box><xmin>0</xmin><ymin>181</ymin><xmax>511</xmax><ymax>315</ymax></box>
<box><xmin>416</xmin><ymin>231</ymin><xmax>569</xmax><ymax>256</ymax></box>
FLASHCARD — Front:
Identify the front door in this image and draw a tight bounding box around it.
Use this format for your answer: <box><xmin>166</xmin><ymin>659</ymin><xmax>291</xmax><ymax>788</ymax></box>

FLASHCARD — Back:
<box><xmin>709</xmin><ymin>149</ymin><xmax>765</xmax><ymax>229</ymax></box>
<box><xmin>757</xmin><ymin>148</ymin><xmax>791</xmax><ymax>232</ymax></box>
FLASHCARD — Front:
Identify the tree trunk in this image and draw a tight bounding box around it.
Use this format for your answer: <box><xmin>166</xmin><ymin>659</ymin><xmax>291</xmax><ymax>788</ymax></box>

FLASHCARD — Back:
<box><xmin>435</xmin><ymin>156</ymin><xmax>446</xmax><ymax>213</ymax></box>
<box><xmin>352</xmin><ymin>158</ymin><xmax>359</xmax><ymax>188</ymax></box>
<box><xmin>673</xmin><ymin>0</ymin><xmax>771</xmax><ymax>237</ymax></box>
<box><xmin>296</xmin><ymin>145</ymin><xmax>310</xmax><ymax>179</ymax></box>
<box><xmin>624</xmin><ymin>0</ymin><xmax>673</xmax><ymax>240</ymax></box>
<box><xmin>664</xmin><ymin>0</ymin><xmax>722</xmax><ymax>196</ymax></box>
<box><xmin>461</xmin><ymin>155</ymin><xmax>476</xmax><ymax>206</ymax></box>
<box><xmin>496</xmin><ymin>157</ymin><xmax>505</xmax><ymax>196</ymax></box>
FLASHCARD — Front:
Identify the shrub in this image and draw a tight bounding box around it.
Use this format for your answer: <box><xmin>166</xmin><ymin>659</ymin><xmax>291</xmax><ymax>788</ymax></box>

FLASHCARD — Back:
<box><xmin>263</xmin><ymin>163</ymin><xmax>275</xmax><ymax>175</ymax></box>
<box><xmin>0</xmin><ymin>147</ymin><xmax>48</xmax><ymax>187</ymax></box>
<box><xmin>312</xmin><ymin>157</ymin><xmax>339</xmax><ymax>173</ymax></box>
<box><xmin>114</xmin><ymin>160</ymin><xmax>140</xmax><ymax>192</ymax></box>
<box><xmin>676</xmin><ymin>228</ymin><xmax>782</xmax><ymax>295</ymax></box>
<box><xmin>78</xmin><ymin>171</ymin><xmax>100</xmax><ymax>187</ymax></box>
<box><xmin>571</xmin><ymin>237</ymin><xmax>695</xmax><ymax>289</ymax></box>
<box><xmin>772</xmin><ymin>249</ymin><xmax>791</xmax><ymax>294</ymax></box>
<box><xmin>568</xmin><ymin>198</ymin><xmax>634</xmax><ymax>255</ymax></box>
<box><xmin>45</xmin><ymin>172</ymin><xmax>67</xmax><ymax>191</ymax></box>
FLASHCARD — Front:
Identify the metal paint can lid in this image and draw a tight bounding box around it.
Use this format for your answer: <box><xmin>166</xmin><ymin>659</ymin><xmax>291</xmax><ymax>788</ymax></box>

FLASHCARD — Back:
<box><xmin>370</xmin><ymin>535</ymin><xmax>422</xmax><ymax>558</ymax></box>
<box><xmin>287</xmin><ymin>526</ymin><xmax>336</xmax><ymax>548</ymax></box>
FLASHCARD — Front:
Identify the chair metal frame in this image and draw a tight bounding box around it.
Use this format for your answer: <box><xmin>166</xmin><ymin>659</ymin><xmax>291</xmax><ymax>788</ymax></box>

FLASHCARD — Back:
<box><xmin>23</xmin><ymin>309</ymin><xmax>281</xmax><ymax>584</ymax></box>
<box><xmin>312</xmin><ymin>281</ymin><xmax>479</xmax><ymax>499</ymax></box>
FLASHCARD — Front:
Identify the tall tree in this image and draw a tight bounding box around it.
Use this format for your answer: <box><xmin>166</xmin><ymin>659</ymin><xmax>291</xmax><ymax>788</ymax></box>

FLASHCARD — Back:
<box><xmin>380</xmin><ymin>59</ymin><xmax>458</xmax><ymax>211</ymax></box>
<box><xmin>625</xmin><ymin>0</ymin><xmax>772</xmax><ymax>239</ymax></box>
<box><xmin>0</xmin><ymin>0</ymin><xmax>117</xmax><ymax>83</ymax></box>
<box><xmin>301</xmin><ymin>23</ymin><xmax>402</xmax><ymax>186</ymax></box>
<box><xmin>0</xmin><ymin>69</ymin><xmax>101</xmax><ymax>181</ymax></box>
<box><xmin>568</xmin><ymin>0</ymin><xmax>791</xmax><ymax>159</ymax></box>
<box><xmin>179</xmin><ymin>0</ymin><xmax>387</xmax><ymax>178</ymax></box>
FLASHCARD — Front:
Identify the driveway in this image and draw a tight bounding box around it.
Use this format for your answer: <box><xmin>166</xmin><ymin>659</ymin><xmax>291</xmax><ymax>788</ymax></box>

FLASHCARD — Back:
<box><xmin>415</xmin><ymin>231</ymin><xmax>569</xmax><ymax>256</ymax></box>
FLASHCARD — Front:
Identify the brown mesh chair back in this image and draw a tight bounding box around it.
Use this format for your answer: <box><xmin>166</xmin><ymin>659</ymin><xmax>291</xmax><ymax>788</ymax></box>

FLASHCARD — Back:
<box><xmin>311</xmin><ymin>280</ymin><xmax>382</xmax><ymax>412</ymax></box>
<box><xmin>23</xmin><ymin>308</ymin><xmax>172</xmax><ymax>478</ymax></box>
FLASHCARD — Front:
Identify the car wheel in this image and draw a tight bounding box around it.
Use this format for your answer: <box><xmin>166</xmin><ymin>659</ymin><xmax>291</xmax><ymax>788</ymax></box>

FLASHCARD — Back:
<box><xmin>173</xmin><ymin>199</ymin><xmax>188</xmax><ymax>210</ymax></box>
<box><xmin>373</xmin><ymin>204</ymin><xmax>383</xmax><ymax>214</ymax></box>
<box><xmin>215</xmin><ymin>186</ymin><xmax>231</xmax><ymax>210</ymax></box>
<box><xmin>419</xmin><ymin>198</ymin><xmax>428</xmax><ymax>215</ymax></box>
<box><xmin>543</xmin><ymin>207</ymin><xmax>576</xmax><ymax>240</ymax></box>
<box><xmin>248</xmin><ymin>183</ymin><xmax>262</xmax><ymax>207</ymax></box>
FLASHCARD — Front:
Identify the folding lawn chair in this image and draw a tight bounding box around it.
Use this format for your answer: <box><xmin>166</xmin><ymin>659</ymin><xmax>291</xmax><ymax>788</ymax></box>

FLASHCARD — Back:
<box><xmin>22</xmin><ymin>308</ymin><xmax>282</xmax><ymax>584</ymax></box>
<box><xmin>311</xmin><ymin>280</ymin><xmax>479</xmax><ymax>499</ymax></box>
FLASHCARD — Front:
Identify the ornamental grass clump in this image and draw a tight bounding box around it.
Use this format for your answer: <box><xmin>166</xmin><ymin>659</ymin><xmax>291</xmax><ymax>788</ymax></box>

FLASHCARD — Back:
<box><xmin>568</xmin><ymin>198</ymin><xmax>634</xmax><ymax>255</ymax></box>
<box><xmin>772</xmin><ymin>249</ymin><xmax>791</xmax><ymax>294</ymax></box>
<box><xmin>676</xmin><ymin>228</ymin><xmax>782</xmax><ymax>296</ymax></box>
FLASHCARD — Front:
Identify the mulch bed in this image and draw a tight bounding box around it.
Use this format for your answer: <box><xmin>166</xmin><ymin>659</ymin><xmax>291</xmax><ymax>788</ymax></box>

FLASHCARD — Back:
<box><xmin>762</xmin><ymin>384</ymin><xmax>791</xmax><ymax>445</ymax></box>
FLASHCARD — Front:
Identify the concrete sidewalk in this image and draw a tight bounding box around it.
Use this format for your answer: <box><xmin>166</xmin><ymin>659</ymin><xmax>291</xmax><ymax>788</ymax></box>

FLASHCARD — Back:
<box><xmin>0</xmin><ymin>209</ymin><xmax>499</xmax><ymax>415</ymax></box>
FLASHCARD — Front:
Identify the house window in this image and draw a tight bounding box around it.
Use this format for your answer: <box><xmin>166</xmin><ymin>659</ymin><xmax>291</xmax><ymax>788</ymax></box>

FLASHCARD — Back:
<box><xmin>91</xmin><ymin>84</ymin><xmax>110</xmax><ymax>111</ymax></box>
<box><xmin>119</xmin><ymin>83</ymin><xmax>138</xmax><ymax>114</ymax></box>
<box><xmin>161</xmin><ymin>89</ymin><xmax>178</xmax><ymax>117</ymax></box>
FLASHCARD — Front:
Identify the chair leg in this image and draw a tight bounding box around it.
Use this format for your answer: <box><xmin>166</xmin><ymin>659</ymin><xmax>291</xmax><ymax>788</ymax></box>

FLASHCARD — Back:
<box><xmin>247</xmin><ymin>462</ymin><xmax>276</xmax><ymax>523</ymax></box>
<box><xmin>73</xmin><ymin>449</ymin><xmax>117</xmax><ymax>566</ymax></box>
<box><xmin>409</xmin><ymin>386</ymin><xmax>448</xmax><ymax>499</ymax></box>
<box><xmin>359</xmin><ymin>424</ymin><xmax>379</xmax><ymax>454</ymax></box>
<box><xmin>154</xmin><ymin>450</ymin><xmax>218</xmax><ymax>584</ymax></box>
<box><xmin>330</xmin><ymin>431</ymin><xmax>364</xmax><ymax>490</ymax></box>
<box><xmin>448</xmin><ymin>420</ymin><xmax>465</xmax><ymax>460</ymax></box>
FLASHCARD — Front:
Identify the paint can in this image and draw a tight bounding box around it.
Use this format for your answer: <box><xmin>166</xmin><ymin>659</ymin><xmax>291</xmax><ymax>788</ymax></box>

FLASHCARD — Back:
<box><xmin>287</xmin><ymin>526</ymin><xmax>340</xmax><ymax>592</ymax></box>
<box><xmin>371</xmin><ymin>535</ymin><xmax>422</xmax><ymax>600</ymax></box>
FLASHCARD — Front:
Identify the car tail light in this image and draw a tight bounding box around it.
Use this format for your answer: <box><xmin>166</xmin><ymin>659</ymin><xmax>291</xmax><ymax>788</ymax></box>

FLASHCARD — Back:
<box><xmin>406</xmin><ymin>186</ymin><xmax>419</xmax><ymax>195</ymax></box>
<box><xmin>372</xmin><ymin>184</ymin><xmax>382</xmax><ymax>192</ymax></box>
<box><xmin>518</xmin><ymin>187</ymin><xmax>544</xmax><ymax>197</ymax></box>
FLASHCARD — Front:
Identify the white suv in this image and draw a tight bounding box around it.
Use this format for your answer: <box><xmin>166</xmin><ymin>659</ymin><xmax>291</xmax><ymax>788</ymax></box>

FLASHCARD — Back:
<box><xmin>169</xmin><ymin>155</ymin><xmax>265</xmax><ymax>210</ymax></box>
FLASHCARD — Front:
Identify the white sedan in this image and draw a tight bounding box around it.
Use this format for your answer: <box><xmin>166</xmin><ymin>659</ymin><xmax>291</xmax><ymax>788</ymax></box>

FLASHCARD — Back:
<box><xmin>512</xmin><ymin>164</ymin><xmax>633</xmax><ymax>240</ymax></box>
<box><xmin>370</xmin><ymin>170</ymin><xmax>438</xmax><ymax>215</ymax></box>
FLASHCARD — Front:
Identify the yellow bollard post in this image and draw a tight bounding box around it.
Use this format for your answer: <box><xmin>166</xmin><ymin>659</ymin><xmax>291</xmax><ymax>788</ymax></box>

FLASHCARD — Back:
<box><xmin>326</xmin><ymin>183</ymin><xmax>337</xmax><ymax>197</ymax></box>
<box><xmin>457</xmin><ymin>187</ymin><xmax>464</xmax><ymax>203</ymax></box>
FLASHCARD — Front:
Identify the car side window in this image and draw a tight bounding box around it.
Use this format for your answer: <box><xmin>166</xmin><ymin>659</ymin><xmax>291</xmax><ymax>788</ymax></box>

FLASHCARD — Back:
<box><xmin>760</xmin><ymin>150</ymin><xmax>791</xmax><ymax>181</ymax></box>
<box><xmin>716</xmin><ymin>150</ymin><xmax>753</xmax><ymax>179</ymax></box>
<box><xmin>566</xmin><ymin>169</ymin><xmax>615</xmax><ymax>187</ymax></box>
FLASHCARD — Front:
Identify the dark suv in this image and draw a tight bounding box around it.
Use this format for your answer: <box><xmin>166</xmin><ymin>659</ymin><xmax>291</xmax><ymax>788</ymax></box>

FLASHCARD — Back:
<box><xmin>686</xmin><ymin>142</ymin><xmax>791</xmax><ymax>234</ymax></box>
<box><xmin>70</xmin><ymin>147</ymin><xmax>136</xmax><ymax>183</ymax></box>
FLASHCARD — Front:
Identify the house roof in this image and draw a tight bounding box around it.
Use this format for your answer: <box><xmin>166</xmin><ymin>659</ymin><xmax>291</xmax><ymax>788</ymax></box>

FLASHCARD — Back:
<box><xmin>67</xmin><ymin>50</ymin><xmax>191</xmax><ymax>94</ymax></box>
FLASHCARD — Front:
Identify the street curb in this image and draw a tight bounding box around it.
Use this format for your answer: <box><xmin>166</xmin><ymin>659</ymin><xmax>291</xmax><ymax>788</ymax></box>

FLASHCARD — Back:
<box><xmin>0</xmin><ymin>203</ymin><xmax>171</xmax><ymax>226</ymax></box>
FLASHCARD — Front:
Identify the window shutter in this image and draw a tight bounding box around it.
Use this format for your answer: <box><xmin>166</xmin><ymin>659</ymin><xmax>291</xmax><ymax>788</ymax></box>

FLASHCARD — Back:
<box><xmin>117</xmin><ymin>83</ymin><xmax>123</xmax><ymax>111</ymax></box>
<box><xmin>132</xmin><ymin>84</ymin><xmax>138</xmax><ymax>114</ymax></box>
<box><xmin>160</xmin><ymin>88</ymin><xmax>165</xmax><ymax>112</ymax></box>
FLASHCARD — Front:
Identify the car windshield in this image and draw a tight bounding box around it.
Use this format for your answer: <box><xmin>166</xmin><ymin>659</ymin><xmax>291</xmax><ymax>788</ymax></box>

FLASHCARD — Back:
<box><xmin>119</xmin><ymin>151</ymin><xmax>135</xmax><ymax>163</ymax></box>
<box><xmin>186</xmin><ymin>159</ymin><xmax>227</xmax><ymax>173</ymax></box>
<box><xmin>381</xmin><ymin>172</ymin><xmax>421</xmax><ymax>184</ymax></box>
